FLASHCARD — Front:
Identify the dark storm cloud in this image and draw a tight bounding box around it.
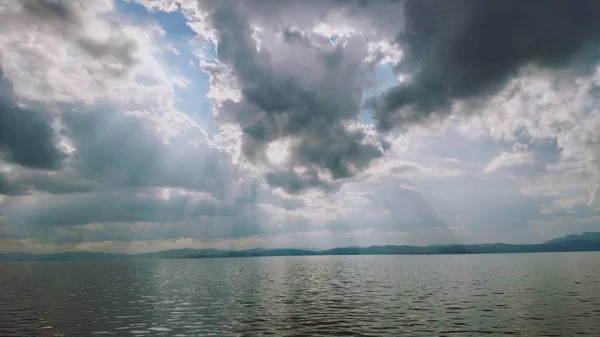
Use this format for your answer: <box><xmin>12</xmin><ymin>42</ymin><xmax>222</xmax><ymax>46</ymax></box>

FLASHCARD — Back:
<box><xmin>0</xmin><ymin>71</ymin><xmax>65</xmax><ymax>170</ymax></box>
<box><xmin>206</xmin><ymin>2</ymin><xmax>387</xmax><ymax>193</ymax></box>
<box><xmin>370</xmin><ymin>0</ymin><xmax>600</xmax><ymax>131</ymax></box>
<box><xmin>0</xmin><ymin>105</ymin><xmax>64</xmax><ymax>170</ymax></box>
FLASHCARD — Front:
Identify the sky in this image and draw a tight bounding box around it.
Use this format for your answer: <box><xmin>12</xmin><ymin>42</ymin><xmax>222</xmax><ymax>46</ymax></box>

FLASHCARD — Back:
<box><xmin>1</xmin><ymin>0</ymin><xmax>599</xmax><ymax>253</ymax></box>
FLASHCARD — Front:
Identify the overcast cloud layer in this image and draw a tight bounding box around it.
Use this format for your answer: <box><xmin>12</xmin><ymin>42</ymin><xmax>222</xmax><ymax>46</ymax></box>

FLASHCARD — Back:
<box><xmin>0</xmin><ymin>0</ymin><xmax>599</xmax><ymax>253</ymax></box>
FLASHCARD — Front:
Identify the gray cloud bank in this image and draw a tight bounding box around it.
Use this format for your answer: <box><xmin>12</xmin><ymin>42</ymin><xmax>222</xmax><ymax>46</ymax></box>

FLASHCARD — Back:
<box><xmin>370</xmin><ymin>0</ymin><xmax>600</xmax><ymax>130</ymax></box>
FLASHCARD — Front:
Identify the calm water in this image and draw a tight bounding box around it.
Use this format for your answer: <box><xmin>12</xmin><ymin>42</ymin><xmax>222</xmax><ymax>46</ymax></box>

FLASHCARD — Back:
<box><xmin>1</xmin><ymin>253</ymin><xmax>599</xmax><ymax>336</ymax></box>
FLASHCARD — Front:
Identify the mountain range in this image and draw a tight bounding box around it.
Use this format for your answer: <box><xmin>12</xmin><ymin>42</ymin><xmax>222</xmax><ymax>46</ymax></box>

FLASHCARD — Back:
<box><xmin>543</xmin><ymin>232</ymin><xmax>600</xmax><ymax>244</ymax></box>
<box><xmin>1</xmin><ymin>232</ymin><xmax>599</xmax><ymax>262</ymax></box>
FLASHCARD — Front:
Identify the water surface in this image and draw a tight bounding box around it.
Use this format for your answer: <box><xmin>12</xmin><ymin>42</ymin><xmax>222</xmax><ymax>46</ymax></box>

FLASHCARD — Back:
<box><xmin>1</xmin><ymin>253</ymin><xmax>599</xmax><ymax>336</ymax></box>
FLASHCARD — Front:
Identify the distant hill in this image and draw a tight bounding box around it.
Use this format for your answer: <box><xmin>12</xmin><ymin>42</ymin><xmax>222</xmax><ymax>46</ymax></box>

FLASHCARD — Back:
<box><xmin>543</xmin><ymin>232</ymin><xmax>600</xmax><ymax>244</ymax></box>
<box><xmin>2</xmin><ymin>233</ymin><xmax>600</xmax><ymax>262</ymax></box>
<box><xmin>0</xmin><ymin>251</ymin><xmax>129</xmax><ymax>262</ymax></box>
<box><xmin>135</xmin><ymin>248</ymin><xmax>226</xmax><ymax>259</ymax></box>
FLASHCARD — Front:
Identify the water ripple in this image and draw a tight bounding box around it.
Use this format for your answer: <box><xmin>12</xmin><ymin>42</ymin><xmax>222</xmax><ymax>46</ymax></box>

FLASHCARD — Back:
<box><xmin>1</xmin><ymin>253</ymin><xmax>599</xmax><ymax>336</ymax></box>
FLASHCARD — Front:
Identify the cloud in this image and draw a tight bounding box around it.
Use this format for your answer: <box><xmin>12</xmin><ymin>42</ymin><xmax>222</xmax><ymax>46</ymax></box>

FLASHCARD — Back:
<box><xmin>588</xmin><ymin>184</ymin><xmax>599</xmax><ymax>206</ymax></box>
<box><xmin>2</xmin><ymin>0</ymin><xmax>600</xmax><ymax>252</ymax></box>
<box><xmin>454</xmin><ymin>65</ymin><xmax>600</xmax><ymax>202</ymax></box>
<box><xmin>440</xmin><ymin>157</ymin><xmax>461</xmax><ymax>164</ymax></box>
<box><xmin>0</xmin><ymin>0</ymin><xmax>170</xmax><ymax>106</ymax></box>
<box><xmin>399</xmin><ymin>183</ymin><xmax>417</xmax><ymax>191</ymax></box>
<box><xmin>0</xmin><ymin>183</ymin><xmax>315</xmax><ymax>244</ymax></box>
<box><xmin>17</xmin><ymin>0</ymin><xmax>137</xmax><ymax>71</ymax></box>
<box><xmin>2</xmin><ymin>190</ymin><xmax>226</xmax><ymax>227</ymax></box>
<box><xmin>208</xmin><ymin>10</ymin><xmax>384</xmax><ymax>191</ymax></box>
<box><xmin>0</xmin><ymin>173</ymin><xmax>26</xmax><ymax>196</ymax></box>
<box><xmin>61</xmin><ymin>107</ymin><xmax>238</xmax><ymax>196</ymax></box>
<box><xmin>0</xmin><ymin>105</ymin><xmax>64</xmax><ymax>170</ymax></box>
<box><xmin>483</xmin><ymin>151</ymin><xmax>534</xmax><ymax>174</ymax></box>
<box><xmin>0</xmin><ymin>167</ymin><xmax>95</xmax><ymax>196</ymax></box>
<box><xmin>369</xmin><ymin>0</ymin><xmax>600</xmax><ymax>130</ymax></box>
<box><xmin>141</xmin><ymin>0</ymin><xmax>411</xmax><ymax>193</ymax></box>
<box><xmin>0</xmin><ymin>0</ymin><xmax>228</xmax><ymax>195</ymax></box>
<box><xmin>0</xmin><ymin>66</ymin><xmax>66</xmax><ymax>170</ymax></box>
<box><xmin>265</xmin><ymin>169</ymin><xmax>339</xmax><ymax>194</ymax></box>
<box><xmin>323</xmin><ymin>182</ymin><xmax>447</xmax><ymax>234</ymax></box>
<box><xmin>0</xmin><ymin>95</ymin><xmax>285</xmax><ymax>242</ymax></box>
<box><xmin>0</xmin><ymin>0</ymin><xmax>291</xmax><ymax>246</ymax></box>
<box><xmin>187</xmin><ymin>0</ymin><xmax>600</xmax><ymax>194</ymax></box>
<box><xmin>360</xmin><ymin>158</ymin><xmax>464</xmax><ymax>183</ymax></box>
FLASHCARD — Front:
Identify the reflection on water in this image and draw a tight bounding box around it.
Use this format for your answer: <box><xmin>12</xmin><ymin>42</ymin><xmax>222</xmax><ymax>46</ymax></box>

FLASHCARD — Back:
<box><xmin>1</xmin><ymin>253</ymin><xmax>599</xmax><ymax>336</ymax></box>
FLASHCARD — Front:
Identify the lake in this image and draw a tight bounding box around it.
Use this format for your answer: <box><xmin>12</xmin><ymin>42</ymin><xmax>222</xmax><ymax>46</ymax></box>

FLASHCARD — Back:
<box><xmin>1</xmin><ymin>253</ymin><xmax>599</xmax><ymax>336</ymax></box>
